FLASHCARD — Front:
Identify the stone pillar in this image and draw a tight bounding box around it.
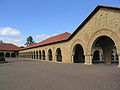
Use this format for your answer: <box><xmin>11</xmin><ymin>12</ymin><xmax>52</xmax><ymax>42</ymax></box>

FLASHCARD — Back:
<box><xmin>117</xmin><ymin>54</ymin><xmax>120</xmax><ymax>67</ymax></box>
<box><xmin>55</xmin><ymin>55</ymin><xmax>57</xmax><ymax>62</ymax></box>
<box><xmin>99</xmin><ymin>52</ymin><xmax>102</xmax><ymax>61</ymax></box>
<box><xmin>41</xmin><ymin>55</ymin><xmax>43</xmax><ymax>60</ymax></box>
<box><xmin>71</xmin><ymin>55</ymin><xmax>74</xmax><ymax>63</ymax></box>
<box><xmin>46</xmin><ymin>55</ymin><xmax>49</xmax><ymax>61</ymax></box>
<box><xmin>84</xmin><ymin>54</ymin><xmax>93</xmax><ymax>65</ymax></box>
<box><xmin>4</xmin><ymin>52</ymin><xmax>6</xmax><ymax>58</ymax></box>
<box><xmin>113</xmin><ymin>54</ymin><xmax>116</xmax><ymax>61</ymax></box>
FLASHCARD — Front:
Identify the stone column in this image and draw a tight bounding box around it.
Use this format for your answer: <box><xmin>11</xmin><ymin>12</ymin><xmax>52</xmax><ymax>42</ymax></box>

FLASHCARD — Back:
<box><xmin>55</xmin><ymin>55</ymin><xmax>57</xmax><ymax>62</ymax></box>
<box><xmin>71</xmin><ymin>55</ymin><xmax>74</xmax><ymax>63</ymax></box>
<box><xmin>46</xmin><ymin>55</ymin><xmax>49</xmax><ymax>61</ymax></box>
<box><xmin>117</xmin><ymin>54</ymin><xmax>120</xmax><ymax>67</ymax></box>
<box><xmin>84</xmin><ymin>54</ymin><xmax>93</xmax><ymax>65</ymax></box>
<box><xmin>41</xmin><ymin>55</ymin><xmax>43</xmax><ymax>60</ymax></box>
<box><xmin>99</xmin><ymin>52</ymin><xmax>102</xmax><ymax>61</ymax></box>
<box><xmin>113</xmin><ymin>54</ymin><xmax>116</xmax><ymax>61</ymax></box>
<box><xmin>4</xmin><ymin>52</ymin><xmax>6</xmax><ymax>58</ymax></box>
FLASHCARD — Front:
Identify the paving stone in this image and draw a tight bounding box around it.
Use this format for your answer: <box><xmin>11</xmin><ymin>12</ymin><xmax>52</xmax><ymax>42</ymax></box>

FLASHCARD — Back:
<box><xmin>0</xmin><ymin>58</ymin><xmax>120</xmax><ymax>90</ymax></box>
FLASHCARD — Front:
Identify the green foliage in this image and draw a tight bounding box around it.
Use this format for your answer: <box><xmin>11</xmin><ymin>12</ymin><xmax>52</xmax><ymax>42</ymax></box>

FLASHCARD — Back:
<box><xmin>25</xmin><ymin>36</ymin><xmax>34</xmax><ymax>46</ymax></box>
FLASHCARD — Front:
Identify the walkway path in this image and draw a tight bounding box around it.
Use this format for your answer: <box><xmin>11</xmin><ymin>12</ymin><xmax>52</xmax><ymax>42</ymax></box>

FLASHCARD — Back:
<box><xmin>0</xmin><ymin>58</ymin><xmax>120</xmax><ymax>90</ymax></box>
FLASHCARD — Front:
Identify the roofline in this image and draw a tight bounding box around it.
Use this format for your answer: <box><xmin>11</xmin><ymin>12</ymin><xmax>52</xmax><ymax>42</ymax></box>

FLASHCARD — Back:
<box><xmin>19</xmin><ymin>39</ymin><xmax>68</xmax><ymax>51</ymax></box>
<box><xmin>20</xmin><ymin>5</ymin><xmax>120</xmax><ymax>51</ymax></box>
<box><xmin>0</xmin><ymin>50</ymin><xmax>19</xmax><ymax>51</ymax></box>
<box><xmin>68</xmin><ymin>5</ymin><xmax>120</xmax><ymax>40</ymax></box>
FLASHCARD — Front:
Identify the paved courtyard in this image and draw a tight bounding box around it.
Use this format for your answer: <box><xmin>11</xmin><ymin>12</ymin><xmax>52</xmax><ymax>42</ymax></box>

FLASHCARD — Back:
<box><xmin>0</xmin><ymin>58</ymin><xmax>120</xmax><ymax>90</ymax></box>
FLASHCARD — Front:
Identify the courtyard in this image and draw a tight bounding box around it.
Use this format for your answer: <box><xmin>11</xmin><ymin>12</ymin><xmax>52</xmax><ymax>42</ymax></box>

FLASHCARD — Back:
<box><xmin>0</xmin><ymin>58</ymin><xmax>120</xmax><ymax>90</ymax></box>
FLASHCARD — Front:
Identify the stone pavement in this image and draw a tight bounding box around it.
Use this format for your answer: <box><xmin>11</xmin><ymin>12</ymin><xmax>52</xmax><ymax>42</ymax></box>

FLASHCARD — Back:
<box><xmin>0</xmin><ymin>58</ymin><xmax>120</xmax><ymax>90</ymax></box>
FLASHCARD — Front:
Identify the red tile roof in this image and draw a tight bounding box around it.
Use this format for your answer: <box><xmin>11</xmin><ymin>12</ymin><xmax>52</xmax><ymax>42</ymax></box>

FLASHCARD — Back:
<box><xmin>98</xmin><ymin>5</ymin><xmax>120</xmax><ymax>10</ymax></box>
<box><xmin>21</xmin><ymin>32</ymin><xmax>71</xmax><ymax>50</ymax></box>
<box><xmin>21</xmin><ymin>5</ymin><xmax>120</xmax><ymax>51</ymax></box>
<box><xmin>0</xmin><ymin>43</ymin><xmax>20</xmax><ymax>51</ymax></box>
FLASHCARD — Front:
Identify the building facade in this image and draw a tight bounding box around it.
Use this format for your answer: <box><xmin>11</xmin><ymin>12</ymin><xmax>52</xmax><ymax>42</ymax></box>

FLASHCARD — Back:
<box><xmin>0</xmin><ymin>43</ymin><xmax>20</xmax><ymax>58</ymax></box>
<box><xmin>19</xmin><ymin>5</ymin><xmax>120</xmax><ymax>67</ymax></box>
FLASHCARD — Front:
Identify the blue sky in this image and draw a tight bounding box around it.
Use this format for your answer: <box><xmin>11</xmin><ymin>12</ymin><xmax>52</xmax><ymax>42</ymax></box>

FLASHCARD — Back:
<box><xmin>0</xmin><ymin>0</ymin><xmax>120</xmax><ymax>46</ymax></box>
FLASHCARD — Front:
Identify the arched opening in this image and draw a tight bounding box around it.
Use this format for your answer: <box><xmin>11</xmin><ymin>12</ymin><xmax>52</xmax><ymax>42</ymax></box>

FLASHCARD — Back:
<box><xmin>6</xmin><ymin>52</ymin><xmax>10</xmax><ymax>58</ymax></box>
<box><xmin>73</xmin><ymin>44</ymin><xmax>85</xmax><ymax>63</ymax></box>
<box><xmin>11</xmin><ymin>53</ymin><xmax>16</xmax><ymax>58</ymax></box>
<box><xmin>39</xmin><ymin>50</ymin><xmax>41</xmax><ymax>60</ymax></box>
<box><xmin>56</xmin><ymin>48</ymin><xmax>62</xmax><ymax>62</ymax></box>
<box><xmin>32</xmin><ymin>52</ymin><xmax>34</xmax><ymax>59</ymax></box>
<box><xmin>48</xmin><ymin>49</ymin><xmax>52</xmax><ymax>61</ymax></box>
<box><xmin>42</xmin><ymin>50</ymin><xmax>46</xmax><ymax>60</ymax></box>
<box><xmin>36</xmin><ymin>51</ymin><xmax>38</xmax><ymax>59</ymax></box>
<box><xmin>0</xmin><ymin>52</ymin><xmax>4</xmax><ymax>57</ymax></box>
<box><xmin>33</xmin><ymin>51</ymin><xmax>35</xmax><ymax>59</ymax></box>
<box><xmin>111</xmin><ymin>46</ymin><xmax>119</xmax><ymax>63</ymax></box>
<box><xmin>92</xmin><ymin>50</ymin><xmax>102</xmax><ymax>64</ymax></box>
<box><xmin>92</xmin><ymin>36</ymin><xmax>118</xmax><ymax>64</ymax></box>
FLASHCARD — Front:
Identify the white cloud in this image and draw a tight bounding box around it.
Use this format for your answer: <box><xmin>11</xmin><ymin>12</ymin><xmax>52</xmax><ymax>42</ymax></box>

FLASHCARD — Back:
<box><xmin>0</xmin><ymin>37</ymin><xmax>23</xmax><ymax>46</ymax></box>
<box><xmin>0</xmin><ymin>27</ymin><xmax>21</xmax><ymax>36</ymax></box>
<box><xmin>36</xmin><ymin>33</ymin><xmax>57</xmax><ymax>41</ymax></box>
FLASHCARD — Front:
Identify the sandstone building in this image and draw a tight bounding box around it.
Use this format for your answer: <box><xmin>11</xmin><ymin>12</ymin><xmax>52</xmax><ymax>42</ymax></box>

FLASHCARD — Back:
<box><xmin>0</xmin><ymin>43</ymin><xmax>20</xmax><ymax>58</ymax></box>
<box><xmin>19</xmin><ymin>5</ymin><xmax>120</xmax><ymax>67</ymax></box>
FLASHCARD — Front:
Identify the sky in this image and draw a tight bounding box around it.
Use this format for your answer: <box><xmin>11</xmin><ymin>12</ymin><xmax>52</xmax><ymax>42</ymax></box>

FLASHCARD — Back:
<box><xmin>0</xmin><ymin>0</ymin><xmax>120</xmax><ymax>46</ymax></box>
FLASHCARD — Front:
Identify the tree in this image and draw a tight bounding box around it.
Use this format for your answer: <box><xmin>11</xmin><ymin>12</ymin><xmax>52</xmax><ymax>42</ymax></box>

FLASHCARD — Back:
<box><xmin>25</xmin><ymin>36</ymin><xmax>34</xmax><ymax>46</ymax></box>
<box><xmin>0</xmin><ymin>40</ymin><xmax>4</xmax><ymax>43</ymax></box>
<box><xmin>20</xmin><ymin>46</ymin><xmax>24</xmax><ymax>48</ymax></box>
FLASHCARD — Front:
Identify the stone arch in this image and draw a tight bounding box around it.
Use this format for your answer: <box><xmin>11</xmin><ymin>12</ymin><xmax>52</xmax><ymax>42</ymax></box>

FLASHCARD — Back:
<box><xmin>56</xmin><ymin>48</ymin><xmax>62</xmax><ymax>62</ymax></box>
<box><xmin>0</xmin><ymin>52</ymin><xmax>4</xmax><ymax>57</ymax></box>
<box><xmin>71</xmin><ymin>39</ymin><xmax>85</xmax><ymax>55</ymax></box>
<box><xmin>70</xmin><ymin>39</ymin><xmax>86</xmax><ymax>63</ymax></box>
<box><xmin>42</xmin><ymin>50</ymin><xmax>46</xmax><ymax>60</ymax></box>
<box><xmin>11</xmin><ymin>53</ymin><xmax>16</xmax><ymax>58</ymax></box>
<box><xmin>33</xmin><ymin>51</ymin><xmax>35</xmax><ymax>59</ymax></box>
<box><xmin>48</xmin><ymin>49</ymin><xmax>52</xmax><ymax>61</ymax></box>
<box><xmin>92</xmin><ymin>47</ymin><xmax>103</xmax><ymax>63</ymax></box>
<box><xmin>39</xmin><ymin>50</ymin><xmax>41</xmax><ymax>60</ymax></box>
<box><xmin>6</xmin><ymin>52</ymin><xmax>10</xmax><ymax>58</ymax></box>
<box><xmin>87</xmin><ymin>29</ymin><xmax>120</xmax><ymax>65</ymax></box>
<box><xmin>72</xmin><ymin>44</ymin><xmax>85</xmax><ymax>63</ymax></box>
<box><xmin>87</xmin><ymin>29</ymin><xmax>119</xmax><ymax>54</ymax></box>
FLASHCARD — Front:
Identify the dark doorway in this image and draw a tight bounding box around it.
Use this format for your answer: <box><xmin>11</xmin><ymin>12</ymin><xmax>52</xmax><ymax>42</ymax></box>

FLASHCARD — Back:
<box><xmin>34</xmin><ymin>51</ymin><xmax>35</xmax><ymax>59</ymax></box>
<box><xmin>42</xmin><ymin>50</ymin><xmax>46</xmax><ymax>60</ymax></box>
<box><xmin>56</xmin><ymin>48</ymin><xmax>62</xmax><ymax>62</ymax></box>
<box><xmin>11</xmin><ymin>53</ymin><xmax>16</xmax><ymax>58</ymax></box>
<box><xmin>48</xmin><ymin>49</ymin><xmax>52</xmax><ymax>61</ymax></box>
<box><xmin>39</xmin><ymin>50</ymin><xmax>41</xmax><ymax>60</ymax></box>
<box><xmin>92</xmin><ymin>50</ymin><xmax>101</xmax><ymax>63</ymax></box>
<box><xmin>6</xmin><ymin>53</ymin><xmax>10</xmax><ymax>58</ymax></box>
<box><xmin>0</xmin><ymin>52</ymin><xmax>4</xmax><ymax>57</ymax></box>
<box><xmin>73</xmin><ymin>44</ymin><xmax>85</xmax><ymax>63</ymax></box>
<box><xmin>92</xmin><ymin>36</ymin><xmax>118</xmax><ymax>64</ymax></box>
